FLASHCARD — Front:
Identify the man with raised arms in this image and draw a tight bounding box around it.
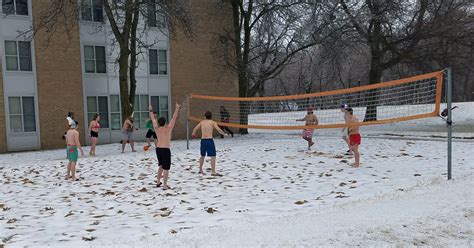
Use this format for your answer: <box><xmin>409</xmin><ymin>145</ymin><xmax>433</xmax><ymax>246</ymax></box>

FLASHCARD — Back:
<box><xmin>148</xmin><ymin>103</ymin><xmax>180</xmax><ymax>190</ymax></box>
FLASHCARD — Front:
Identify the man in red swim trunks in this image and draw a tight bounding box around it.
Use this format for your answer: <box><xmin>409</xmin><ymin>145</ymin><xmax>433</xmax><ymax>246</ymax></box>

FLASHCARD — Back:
<box><xmin>347</xmin><ymin>108</ymin><xmax>361</xmax><ymax>167</ymax></box>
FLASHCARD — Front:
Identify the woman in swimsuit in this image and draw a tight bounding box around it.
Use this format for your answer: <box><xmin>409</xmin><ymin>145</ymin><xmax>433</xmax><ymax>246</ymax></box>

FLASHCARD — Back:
<box><xmin>88</xmin><ymin>114</ymin><xmax>100</xmax><ymax>156</ymax></box>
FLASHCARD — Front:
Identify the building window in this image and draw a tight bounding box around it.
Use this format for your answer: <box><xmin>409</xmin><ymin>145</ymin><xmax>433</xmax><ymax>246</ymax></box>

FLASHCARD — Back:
<box><xmin>147</xmin><ymin>0</ymin><xmax>166</xmax><ymax>28</ymax></box>
<box><xmin>110</xmin><ymin>95</ymin><xmax>122</xmax><ymax>130</ymax></box>
<box><xmin>87</xmin><ymin>96</ymin><xmax>109</xmax><ymax>128</ymax></box>
<box><xmin>5</xmin><ymin>40</ymin><xmax>32</xmax><ymax>71</ymax></box>
<box><xmin>149</xmin><ymin>49</ymin><xmax>167</xmax><ymax>75</ymax></box>
<box><xmin>151</xmin><ymin>96</ymin><xmax>169</xmax><ymax>120</ymax></box>
<box><xmin>8</xmin><ymin>96</ymin><xmax>36</xmax><ymax>133</ymax></box>
<box><xmin>2</xmin><ymin>0</ymin><xmax>28</xmax><ymax>16</ymax></box>
<box><xmin>133</xmin><ymin>95</ymin><xmax>149</xmax><ymax>128</ymax></box>
<box><xmin>81</xmin><ymin>0</ymin><xmax>103</xmax><ymax>22</ymax></box>
<box><xmin>84</xmin><ymin>45</ymin><xmax>106</xmax><ymax>73</ymax></box>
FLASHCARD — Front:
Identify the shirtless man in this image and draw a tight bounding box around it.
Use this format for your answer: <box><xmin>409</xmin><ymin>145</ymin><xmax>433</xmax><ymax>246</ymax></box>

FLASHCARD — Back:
<box><xmin>296</xmin><ymin>107</ymin><xmax>318</xmax><ymax>150</ymax></box>
<box><xmin>121</xmin><ymin>116</ymin><xmax>137</xmax><ymax>153</ymax></box>
<box><xmin>65</xmin><ymin>121</ymin><xmax>84</xmax><ymax>181</ymax></box>
<box><xmin>347</xmin><ymin>108</ymin><xmax>361</xmax><ymax>167</ymax></box>
<box><xmin>191</xmin><ymin>111</ymin><xmax>226</xmax><ymax>176</ymax></box>
<box><xmin>148</xmin><ymin>103</ymin><xmax>180</xmax><ymax>190</ymax></box>
<box><xmin>340</xmin><ymin>104</ymin><xmax>351</xmax><ymax>154</ymax></box>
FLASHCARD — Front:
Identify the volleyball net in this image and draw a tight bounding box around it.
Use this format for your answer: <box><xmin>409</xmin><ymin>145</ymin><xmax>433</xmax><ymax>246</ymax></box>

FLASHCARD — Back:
<box><xmin>187</xmin><ymin>71</ymin><xmax>444</xmax><ymax>130</ymax></box>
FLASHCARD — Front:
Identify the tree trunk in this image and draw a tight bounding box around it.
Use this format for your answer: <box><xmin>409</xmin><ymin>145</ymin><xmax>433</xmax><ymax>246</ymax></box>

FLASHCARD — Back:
<box><xmin>119</xmin><ymin>51</ymin><xmax>132</xmax><ymax>123</ymax></box>
<box><xmin>238</xmin><ymin>75</ymin><xmax>249</xmax><ymax>134</ymax></box>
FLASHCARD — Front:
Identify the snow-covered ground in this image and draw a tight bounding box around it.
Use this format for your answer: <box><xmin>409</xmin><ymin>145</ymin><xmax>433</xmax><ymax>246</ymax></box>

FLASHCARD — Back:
<box><xmin>1</xmin><ymin>127</ymin><xmax>473</xmax><ymax>247</ymax></box>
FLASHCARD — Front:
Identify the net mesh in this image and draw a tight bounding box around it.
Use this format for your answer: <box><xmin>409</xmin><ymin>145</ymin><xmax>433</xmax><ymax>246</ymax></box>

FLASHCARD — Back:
<box><xmin>188</xmin><ymin>71</ymin><xmax>444</xmax><ymax>130</ymax></box>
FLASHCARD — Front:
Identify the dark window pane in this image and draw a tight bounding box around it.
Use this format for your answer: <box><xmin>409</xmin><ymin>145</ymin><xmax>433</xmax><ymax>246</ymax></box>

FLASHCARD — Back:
<box><xmin>88</xmin><ymin>113</ymin><xmax>95</xmax><ymax>124</ymax></box>
<box><xmin>99</xmin><ymin>112</ymin><xmax>109</xmax><ymax>128</ymax></box>
<box><xmin>23</xmin><ymin>115</ymin><xmax>36</xmax><ymax>132</ymax></box>
<box><xmin>6</xmin><ymin>56</ymin><xmax>18</xmax><ymax>71</ymax></box>
<box><xmin>93</xmin><ymin>7</ymin><xmax>103</xmax><ymax>22</ymax></box>
<box><xmin>95</xmin><ymin>46</ymin><xmax>106</xmax><ymax>73</ymax></box>
<box><xmin>160</xmin><ymin>111</ymin><xmax>168</xmax><ymax>121</ymax></box>
<box><xmin>22</xmin><ymin>97</ymin><xmax>35</xmax><ymax>115</ymax></box>
<box><xmin>96</xmin><ymin>60</ymin><xmax>106</xmax><ymax>73</ymax></box>
<box><xmin>95</xmin><ymin>46</ymin><xmax>105</xmax><ymax>60</ymax></box>
<box><xmin>81</xmin><ymin>7</ymin><xmax>92</xmax><ymax>21</ymax></box>
<box><xmin>15</xmin><ymin>0</ymin><xmax>27</xmax><ymax>15</ymax></box>
<box><xmin>2</xmin><ymin>0</ymin><xmax>14</xmax><ymax>14</ymax></box>
<box><xmin>5</xmin><ymin>41</ymin><xmax>17</xmax><ymax>55</ymax></box>
<box><xmin>149</xmin><ymin>49</ymin><xmax>158</xmax><ymax>74</ymax></box>
<box><xmin>147</xmin><ymin>0</ymin><xmax>157</xmax><ymax>27</ymax></box>
<box><xmin>18</xmin><ymin>41</ymin><xmax>30</xmax><ymax>56</ymax></box>
<box><xmin>151</xmin><ymin>96</ymin><xmax>159</xmax><ymax>111</ymax></box>
<box><xmin>19</xmin><ymin>56</ymin><xmax>32</xmax><ymax>71</ymax></box>
<box><xmin>98</xmin><ymin>96</ymin><xmax>108</xmax><ymax>113</ymax></box>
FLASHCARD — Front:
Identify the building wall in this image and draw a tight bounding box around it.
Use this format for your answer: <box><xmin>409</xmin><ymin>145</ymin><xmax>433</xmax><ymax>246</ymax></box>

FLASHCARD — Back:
<box><xmin>32</xmin><ymin>0</ymin><xmax>85</xmax><ymax>149</ymax></box>
<box><xmin>170</xmin><ymin>0</ymin><xmax>238</xmax><ymax>139</ymax></box>
<box><xmin>0</xmin><ymin>63</ymin><xmax>6</xmax><ymax>152</ymax></box>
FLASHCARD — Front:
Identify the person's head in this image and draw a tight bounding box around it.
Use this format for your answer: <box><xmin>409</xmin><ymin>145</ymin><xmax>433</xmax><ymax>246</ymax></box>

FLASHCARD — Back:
<box><xmin>340</xmin><ymin>104</ymin><xmax>349</xmax><ymax>112</ymax></box>
<box><xmin>153</xmin><ymin>111</ymin><xmax>158</xmax><ymax>117</ymax></box>
<box><xmin>129</xmin><ymin>116</ymin><xmax>134</xmax><ymax>122</ymax></box>
<box><xmin>70</xmin><ymin>120</ymin><xmax>79</xmax><ymax>129</ymax></box>
<box><xmin>204</xmin><ymin>111</ymin><xmax>212</xmax><ymax>120</ymax></box>
<box><xmin>220</xmin><ymin>106</ymin><xmax>226</xmax><ymax>111</ymax></box>
<box><xmin>93</xmin><ymin>114</ymin><xmax>100</xmax><ymax>121</ymax></box>
<box><xmin>158</xmin><ymin>117</ymin><xmax>166</xmax><ymax>126</ymax></box>
<box><xmin>347</xmin><ymin>107</ymin><xmax>354</xmax><ymax>115</ymax></box>
<box><xmin>67</xmin><ymin>112</ymin><xmax>74</xmax><ymax>118</ymax></box>
<box><xmin>307</xmin><ymin>107</ymin><xmax>313</xmax><ymax>114</ymax></box>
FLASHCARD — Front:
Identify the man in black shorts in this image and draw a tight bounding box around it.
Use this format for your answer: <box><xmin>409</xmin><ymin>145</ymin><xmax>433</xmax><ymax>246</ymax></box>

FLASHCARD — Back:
<box><xmin>148</xmin><ymin>103</ymin><xmax>180</xmax><ymax>190</ymax></box>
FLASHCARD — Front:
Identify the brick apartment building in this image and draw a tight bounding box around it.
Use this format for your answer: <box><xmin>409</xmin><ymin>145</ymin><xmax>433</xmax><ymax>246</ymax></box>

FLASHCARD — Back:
<box><xmin>0</xmin><ymin>0</ymin><xmax>238</xmax><ymax>152</ymax></box>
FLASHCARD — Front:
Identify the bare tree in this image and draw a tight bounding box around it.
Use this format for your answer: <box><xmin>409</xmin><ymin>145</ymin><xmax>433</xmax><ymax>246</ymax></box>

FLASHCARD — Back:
<box><xmin>213</xmin><ymin>0</ymin><xmax>340</xmax><ymax>133</ymax></box>
<box><xmin>24</xmin><ymin>0</ymin><xmax>193</xmax><ymax>122</ymax></box>
<box><xmin>339</xmin><ymin>0</ymin><xmax>474</xmax><ymax>121</ymax></box>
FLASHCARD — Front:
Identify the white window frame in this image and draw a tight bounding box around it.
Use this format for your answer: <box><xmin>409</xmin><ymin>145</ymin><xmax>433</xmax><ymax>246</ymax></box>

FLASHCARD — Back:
<box><xmin>81</xmin><ymin>0</ymin><xmax>103</xmax><ymax>22</ymax></box>
<box><xmin>151</xmin><ymin>95</ymin><xmax>169</xmax><ymax>121</ymax></box>
<box><xmin>83</xmin><ymin>45</ymin><xmax>106</xmax><ymax>74</ymax></box>
<box><xmin>8</xmin><ymin>96</ymin><xmax>36</xmax><ymax>133</ymax></box>
<box><xmin>86</xmin><ymin>95</ymin><xmax>110</xmax><ymax>129</ymax></box>
<box><xmin>133</xmin><ymin>94</ymin><xmax>149</xmax><ymax>128</ymax></box>
<box><xmin>149</xmin><ymin>48</ymin><xmax>168</xmax><ymax>75</ymax></box>
<box><xmin>2</xmin><ymin>0</ymin><xmax>29</xmax><ymax>16</ymax></box>
<box><xmin>4</xmin><ymin>40</ymin><xmax>32</xmax><ymax>72</ymax></box>
<box><xmin>147</xmin><ymin>0</ymin><xmax>166</xmax><ymax>28</ymax></box>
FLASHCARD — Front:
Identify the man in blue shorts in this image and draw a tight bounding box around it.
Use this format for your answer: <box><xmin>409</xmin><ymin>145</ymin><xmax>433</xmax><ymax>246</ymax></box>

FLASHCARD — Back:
<box><xmin>192</xmin><ymin>111</ymin><xmax>226</xmax><ymax>176</ymax></box>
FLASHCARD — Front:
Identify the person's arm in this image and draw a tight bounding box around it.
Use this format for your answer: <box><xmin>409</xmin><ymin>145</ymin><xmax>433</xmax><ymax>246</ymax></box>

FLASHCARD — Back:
<box><xmin>192</xmin><ymin>122</ymin><xmax>201</xmax><ymax>138</ymax></box>
<box><xmin>148</xmin><ymin>106</ymin><xmax>159</xmax><ymax>130</ymax></box>
<box><xmin>168</xmin><ymin>103</ymin><xmax>181</xmax><ymax>129</ymax></box>
<box><xmin>213</xmin><ymin>121</ymin><xmax>226</xmax><ymax>136</ymax></box>
<box><xmin>75</xmin><ymin>132</ymin><xmax>84</xmax><ymax>156</ymax></box>
<box><xmin>88</xmin><ymin>121</ymin><xmax>93</xmax><ymax>136</ymax></box>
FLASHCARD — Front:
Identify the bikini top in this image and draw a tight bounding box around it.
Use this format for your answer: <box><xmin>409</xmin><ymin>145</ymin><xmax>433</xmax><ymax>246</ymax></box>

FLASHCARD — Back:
<box><xmin>91</xmin><ymin>121</ymin><xmax>100</xmax><ymax>129</ymax></box>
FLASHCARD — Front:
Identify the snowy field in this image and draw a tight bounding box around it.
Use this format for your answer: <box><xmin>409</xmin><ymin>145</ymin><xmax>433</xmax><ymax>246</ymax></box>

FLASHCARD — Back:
<box><xmin>1</xmin><ymin>104</ymin><xmax>474</xmax><ymax>247</ymax></box>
